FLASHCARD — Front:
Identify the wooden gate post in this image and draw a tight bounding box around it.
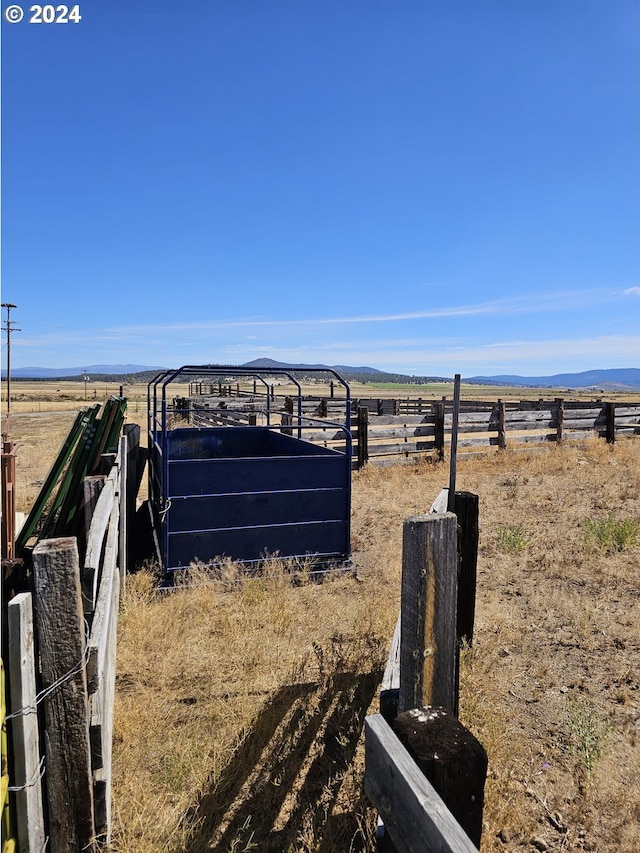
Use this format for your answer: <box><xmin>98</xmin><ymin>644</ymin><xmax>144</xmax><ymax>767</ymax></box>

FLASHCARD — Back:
<box><xmin>399</xmin><ymin>513</ymin><xmax>458</xmax><ymax>716</ymax></box>
<box><xmin>32</xmin><ymin>537</ymin><xmax>95</xmax><ymax>852</ymax></box>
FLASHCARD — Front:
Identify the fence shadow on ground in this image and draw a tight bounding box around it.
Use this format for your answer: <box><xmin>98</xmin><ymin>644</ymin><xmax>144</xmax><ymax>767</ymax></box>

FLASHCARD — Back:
<box><xmin>182</xmin><ymin>669</ymin><xmax>382</xmax><ymax>853</ymax></box>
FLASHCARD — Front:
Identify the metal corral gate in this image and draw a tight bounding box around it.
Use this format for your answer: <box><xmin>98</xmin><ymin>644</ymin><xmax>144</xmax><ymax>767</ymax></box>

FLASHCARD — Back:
<box><xmin>148</xmin><ymin>365</ymin><xmax>353</xmax><ymax>579</ymax></box>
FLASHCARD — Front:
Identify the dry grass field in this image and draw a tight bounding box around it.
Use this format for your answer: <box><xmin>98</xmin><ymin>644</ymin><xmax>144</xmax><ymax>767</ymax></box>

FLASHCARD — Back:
<box><xmin>5</xmin><ymin>384</ymin><xmax>640</xmax><ymax>853</ymax></box>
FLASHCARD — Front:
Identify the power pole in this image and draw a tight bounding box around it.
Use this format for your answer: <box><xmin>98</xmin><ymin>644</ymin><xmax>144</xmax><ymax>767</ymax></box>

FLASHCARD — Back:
<box><xmin>2</xmin><ymin>303</ymin><xmax>21</xmax><ymax>417</ymax></box>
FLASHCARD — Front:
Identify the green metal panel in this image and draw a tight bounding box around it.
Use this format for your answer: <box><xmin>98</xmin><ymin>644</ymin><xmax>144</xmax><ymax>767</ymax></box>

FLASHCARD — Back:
<box><xmin>15</xmin><ymin>409</ymin><xmax>94</xmax><ymax>555</ymax></box>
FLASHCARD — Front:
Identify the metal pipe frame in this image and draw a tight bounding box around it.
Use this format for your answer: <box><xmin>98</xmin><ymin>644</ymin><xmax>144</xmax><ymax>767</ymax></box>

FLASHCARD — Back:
<box><xmin>147</xmin><ymin>364</ymin><xmax>352</xmax><ymax>573</ymax></box>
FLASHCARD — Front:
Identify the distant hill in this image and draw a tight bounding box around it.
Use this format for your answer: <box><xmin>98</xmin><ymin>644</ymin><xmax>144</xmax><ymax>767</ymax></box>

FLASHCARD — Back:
<box><xmin>7</xmin><ymin>364</ymin><xmax>165</xmax><ymax>379</ymax></box>
<box><xmin>240</xmin><ymin>359</ymin><xmax>449</xmax><ymax>384</ymax></box>
<box><xmin>241</xmin><ymin>358</ymin><xmax>382</xmax><ymax>374</ymax></box>
<box><xmin>7</xmin><ymin>362</ymin><xmax>639</xmax><ymax>390</ymax></box>
<box><xmin>465</xmin><ymin>368</ymin><xmax>640</xmax><ymax>390</ymax></box>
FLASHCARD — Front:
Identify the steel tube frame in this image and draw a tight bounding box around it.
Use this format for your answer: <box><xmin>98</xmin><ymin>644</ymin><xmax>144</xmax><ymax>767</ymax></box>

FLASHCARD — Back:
<box><xmin>147</xmin><ymin>365</ymin><xmax>352</xmax><ymax>574</ymax></box>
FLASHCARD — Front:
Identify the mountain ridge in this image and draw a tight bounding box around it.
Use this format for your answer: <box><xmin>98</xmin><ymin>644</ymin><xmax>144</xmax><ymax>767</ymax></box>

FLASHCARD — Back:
<box><xmin>5</xmin><ymin>363</ymin><xmax>639</xmax><ymax>389</ymax></box>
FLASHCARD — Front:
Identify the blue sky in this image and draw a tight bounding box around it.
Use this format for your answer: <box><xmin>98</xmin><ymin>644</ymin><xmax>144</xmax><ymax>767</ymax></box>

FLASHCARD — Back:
<box><xmin>2</xmin><ymin>1</ymin><xmax>639</xmax><ymax>377</ymax></box>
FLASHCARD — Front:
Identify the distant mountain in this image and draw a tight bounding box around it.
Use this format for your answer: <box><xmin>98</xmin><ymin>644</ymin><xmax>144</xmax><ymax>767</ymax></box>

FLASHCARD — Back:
<box><xmin>7</xmin><ymin>364</ymin><xmax>165</xmax><ymax>379</ymax></box>
<box><xmin>8</xmin><ymin>362</ymin><xmax>638</xmax><ymax>389</ymax></box>
<box><xmin>465</xmin><ymin>368</ymin><xmax>640</xmax><ymax>390</ymax></box>
<box><xmin>241</xmin><ymin>358</ymin><xmax>383</xmax><ymax>375</ymax></box>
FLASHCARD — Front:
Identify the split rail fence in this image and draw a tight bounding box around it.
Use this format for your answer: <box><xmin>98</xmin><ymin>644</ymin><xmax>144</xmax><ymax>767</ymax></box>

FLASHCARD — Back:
<box><xmin>2</xmin><ymin>426</ymin><xmax>139</xmax><ymax>851</ymax></box>
<box><xmin>180</xmin><ymin>393</ymin><xmax>640</xmax><ymax>469</ymax></box>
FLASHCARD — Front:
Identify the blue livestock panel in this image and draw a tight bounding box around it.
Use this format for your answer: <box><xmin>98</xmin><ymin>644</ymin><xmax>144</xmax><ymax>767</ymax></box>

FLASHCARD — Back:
<box><xmin>157</xmin><ymin>426</ymin><xmax>351</xmax><ymax>574</ymax></box>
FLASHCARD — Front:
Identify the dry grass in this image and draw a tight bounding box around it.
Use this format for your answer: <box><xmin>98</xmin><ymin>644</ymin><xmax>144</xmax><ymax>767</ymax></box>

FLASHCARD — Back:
<box><xmin>112</xmin><ymin>563</ymin><xmax>387</xmax><ymax>853</ymax></box>
<box><xmin>111</xmin><ymin>440</ymin><xmax>640</xmax><ymax>853</ymax></box>
<box><xmin>7</xmin><ymin>394</ymin><xmax>640</xmax><ymax>852</ymax></box>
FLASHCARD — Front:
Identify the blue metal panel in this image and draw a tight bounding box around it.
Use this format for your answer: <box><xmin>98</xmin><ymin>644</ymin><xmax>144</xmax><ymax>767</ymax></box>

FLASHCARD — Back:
<box><xmin>148</xmin><ymin>368</ymin><xmax>352</xmax><ymax>578</ymax></box>
<box><xmin>167</xmin><ymin>520</ymin><xmax>349</xmax><ymax>570</ymax></box>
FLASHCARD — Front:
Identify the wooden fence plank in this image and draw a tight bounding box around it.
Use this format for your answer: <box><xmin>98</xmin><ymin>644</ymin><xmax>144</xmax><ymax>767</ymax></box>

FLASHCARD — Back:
<box><xmin>87</xmin><ymin>499</ymin><xmax>120</xmax><ymax>697</ymax></box>
<box><xmin>366</xmin><ymin>425</ymin><xmax>435</xmax><ymax>439</ymax></box>
<box><xmin>365</xmin><ymin>714</ymin><xmax>478</xmax><ymax>853</ymax></box>
<box><xmin>399</xmin><ymin>513</ymin><xmax>458</xmax><ymax>715</ymax></box>
<box><xmin>364</xmin><ymin>441</ymin><xmax>437</xmax><ymax>456</ymax></box>
<box><xmin>32</xmin><ymin>537</ymin><xmax>95</xmax><ymax>852</ymax></box>
<box><xmin>7</xmin><ymin>593</ymin><xmax>46</xmax><ymax>853</ymax></box>
<box><xmin>83</xmin><ymin>476</ymin><xmax>106</xmax><ymax>548</ymax></box>
<box><xmin>88</xmin><ymin>499</ymin><xmax>120</xmax><ymax>841</ymax></box>
<box><xmin>118</xmin><ymin>435</ymin><xmax>127</xmax><ymax>584</ymax></box>
<box><xmin>83</xmin><ymin>465</ymin><xmax>117</xmax><ymax>618</ymax></box>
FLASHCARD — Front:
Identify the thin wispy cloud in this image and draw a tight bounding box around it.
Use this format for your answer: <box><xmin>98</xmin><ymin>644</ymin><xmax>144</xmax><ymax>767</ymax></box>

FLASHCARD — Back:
<box><xmin>12</xmin><ymin>289</ymin><xmax>637</xmax><ymax>375</ymax></box>
<box><xmin>218</xmin><ymin>334</ymin><xmax>640</xmax><ymax>374</ymax></box>
<box><xmin>13</xmin><ymin>287</ymin><xmax>617</xmax><ymax>345</ymax></box>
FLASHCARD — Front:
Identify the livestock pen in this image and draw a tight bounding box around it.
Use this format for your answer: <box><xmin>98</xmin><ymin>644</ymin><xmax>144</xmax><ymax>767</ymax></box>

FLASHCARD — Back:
<box><xmin>147</xmin><ymin>365</ymin><xmax>355</xmax><ymax>582</ymax></box>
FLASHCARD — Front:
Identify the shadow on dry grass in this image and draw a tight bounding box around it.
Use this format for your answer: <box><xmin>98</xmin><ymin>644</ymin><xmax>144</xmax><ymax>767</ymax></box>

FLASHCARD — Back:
<box><xmin>182</xmin><ymin>670</ymin><xmax>380</xmax><ymax>853</ymax></box>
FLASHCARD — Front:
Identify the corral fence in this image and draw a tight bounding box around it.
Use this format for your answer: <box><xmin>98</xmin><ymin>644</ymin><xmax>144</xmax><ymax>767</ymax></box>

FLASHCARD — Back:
<box><xmin>178</xmin><ymin>390</ymin><xmax>640</xmax><ymax>469</ymax></box>
<box><xmin>1</xmin><ymin>426</ymin><xmax>140</xmax><ymax>851</ymax></box>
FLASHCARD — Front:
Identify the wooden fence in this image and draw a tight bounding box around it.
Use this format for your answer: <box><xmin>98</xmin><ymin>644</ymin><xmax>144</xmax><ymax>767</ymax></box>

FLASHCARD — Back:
<box><xmin>2</xmin><ymin>428</ymin><xmax>138</xmax><ymax>851</ymax></box>
<box><xmin>365</xmin><ymin>487</ymin><xmax>486</xmax><ymax>852</ymax></box>
<box><xmin>353</xmin><ymin>399</ymin><xmax>640</xmax><ymax>465</ymax></box>
<box><xmin>177</xmin><ymin>393</ymin><xmax>640</xmax><ymax>469</ymax></box>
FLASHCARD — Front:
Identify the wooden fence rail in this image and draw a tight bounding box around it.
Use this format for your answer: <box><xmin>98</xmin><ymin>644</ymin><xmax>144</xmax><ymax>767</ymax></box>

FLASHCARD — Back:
<box><xmin>3</xmin><ymin>429</ymin><xmax>137</xmax><ymax>850</ymax></box>
<box><xmin>179</xmin><ymin>393</ymin><xmax>639</xmax><ymax>469</ymax></box>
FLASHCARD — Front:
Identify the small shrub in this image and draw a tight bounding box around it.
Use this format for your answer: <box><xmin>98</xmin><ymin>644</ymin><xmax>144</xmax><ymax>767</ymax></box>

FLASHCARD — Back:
<box><xmin>583</xmin><ymin>514</ymin><xmax>639</xmax><ymax>554</ymax></box>
<box><xmin>495</xmin><ymin>524</ymin><xmax>529</xmax><ymax>554</ymax></box>
<box><xmin>566</xmin><ymin>698</ymin><xmax>608</xmax><ymax>779</ymax></box>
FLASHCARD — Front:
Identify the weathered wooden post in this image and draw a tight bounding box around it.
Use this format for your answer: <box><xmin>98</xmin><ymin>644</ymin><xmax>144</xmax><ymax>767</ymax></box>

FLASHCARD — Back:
<box><xmin>605</xmin><ymin>401</ymin><xmax>616</xmax><ymax>444</ymax></box>
<box><xmin>32</xmin><ymin>538</ymin><xmax>95</xmax><ymax>852</ymax></box>
<box><xmin>281</xmin><ymin>396</ymin><xmax>294</xmax><ymax>436</ymax></box>
<box><xmin>357</xmin><ymin>406</ymin><xmax>369</xmax><ymax>469</ymax></box>
<box><xmin>555</xmin><ymin>397</ymin><xmax>564</xmax><ymax>444</ymax></box>
<box><xmin>372</xmin><ymin>495</ymin><xmax>485</xmax><ymax>852</ymax></box>
<box><xmin>497</xmin><ymin>399</ymin><xmax>506</xmax><ymax>450</ymax></box>
<box><xmin>399</xmin><ymin>513</ymin><xmax>458</xmax><ymax>715</ymax></box>
<box><xmin>432</xmin><ymin>401</ymin><xmax>446</xmax><ymax>462</ymax></box>
<box><xmin>393</xmin><ymin>706</ymin><xmax>487</xmax><ymax>848</ymax></box>
<box><xmin>2</xmin><ymin>437</ymin><xmax>17</xmax><ymax>560</ymax></box>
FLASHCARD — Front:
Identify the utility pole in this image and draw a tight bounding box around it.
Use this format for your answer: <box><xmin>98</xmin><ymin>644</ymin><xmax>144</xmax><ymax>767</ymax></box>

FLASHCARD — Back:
<box><xmin>2</xmin><ymin>303</ymin><xmax>20</xmax><ymax>417</ymax></box>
